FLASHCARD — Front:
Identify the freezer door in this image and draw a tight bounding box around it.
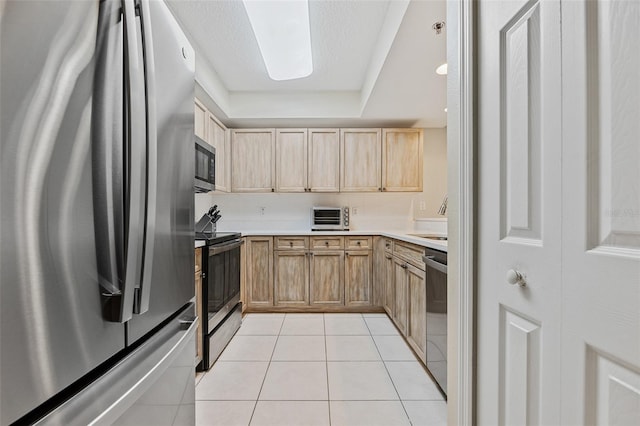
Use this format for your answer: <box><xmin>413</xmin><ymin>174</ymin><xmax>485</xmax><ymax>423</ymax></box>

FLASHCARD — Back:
<box><xmin>0</xmin><ymin>1</ymin><xmax>126</xmax><ymax>424</ymax></box>
<box><xmin>34</xmin><ymin>305</ymin><xmax>197</xmax><ymax>426</ymax></box>
<box><xmin>127</xmin><ymin>0</ymin><xmax>196</xmax><ymax>344</ymax></box>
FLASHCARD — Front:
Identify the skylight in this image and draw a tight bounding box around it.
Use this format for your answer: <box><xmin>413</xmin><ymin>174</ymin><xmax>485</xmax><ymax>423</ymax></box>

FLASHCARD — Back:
<box><xmin>242</xmin><ymin>0</ymin><xmax>313</xmax><ymax>81</ymax></box>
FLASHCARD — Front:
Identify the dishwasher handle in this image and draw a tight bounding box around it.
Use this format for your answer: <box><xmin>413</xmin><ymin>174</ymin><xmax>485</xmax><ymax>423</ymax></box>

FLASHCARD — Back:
<box><xmin>423</xmin><ymin>255</ymin><xmax>447</xmax><ymax>274</ymax></box>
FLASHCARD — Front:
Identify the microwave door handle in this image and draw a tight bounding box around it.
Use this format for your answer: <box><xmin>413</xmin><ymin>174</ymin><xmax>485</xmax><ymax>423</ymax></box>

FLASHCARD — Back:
<box><xmin>135</xmin><ymin>0</ymin><xmax>157</xmax><ymax>315</ymax></box>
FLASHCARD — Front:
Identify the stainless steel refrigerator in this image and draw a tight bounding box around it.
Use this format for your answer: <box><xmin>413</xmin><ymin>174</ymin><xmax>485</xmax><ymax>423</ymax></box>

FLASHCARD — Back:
<box><xmin>0</xmin><ymin>0</ymin><xmax>197</xmax><ymax>424</ymax></box>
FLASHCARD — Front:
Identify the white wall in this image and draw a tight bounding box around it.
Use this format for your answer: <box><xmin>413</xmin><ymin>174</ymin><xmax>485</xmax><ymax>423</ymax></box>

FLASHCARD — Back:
<box><xmin>195</xmin><ymin>127</ymin><xmax>447</xmax><ymax>232</ymax></box>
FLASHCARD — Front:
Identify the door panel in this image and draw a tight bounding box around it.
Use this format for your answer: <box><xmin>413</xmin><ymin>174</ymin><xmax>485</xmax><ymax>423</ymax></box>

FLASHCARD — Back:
<box><xmin>561</xmin><ymin>1</ymin><xmax>640</xmax><ymax>423</ymax></box>
<box><xmin>310</xmin><ymin>251</ymin><xmax>344</xmax><ymax>306</ymax></box>
<box><xmin>0</xmin><ymin>2</ymin><xmax>126</xmax><ymax>424</ymax></box>
<box><xmin>477</xmin><ymin>0</ymin><xmax>561</xmax><ymax>423</ymax></box>
<box><xmin>308</xmin><ymin>129</ymin><xmax>340</xmax><ymax>192</ymax></box>
<box><xmin>274</xmin><ymin>251</ymin><xmax>309</xmax><ymax>306</ymax></box>
<box><xmin>128</xmin><ymin>0</ymin><xmax>194</xmax><ymax>343</ymax></box>
<box><xmin>276</xmin><ymin>129</ymin><xmax>307</xmax><ymax>192</ymax></box>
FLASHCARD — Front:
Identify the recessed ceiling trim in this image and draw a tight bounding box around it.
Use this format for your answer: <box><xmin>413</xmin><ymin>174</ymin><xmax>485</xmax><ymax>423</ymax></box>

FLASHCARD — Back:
<box><xmin>359</xmin><ymin>0</ymin><xmax>410</xmax><ymax>112</ymax></box>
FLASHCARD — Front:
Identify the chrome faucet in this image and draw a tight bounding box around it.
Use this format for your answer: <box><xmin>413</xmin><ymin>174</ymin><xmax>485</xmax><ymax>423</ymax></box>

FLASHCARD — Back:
<box><xmin>437</xmin><ymin>195</ymin><xmax>448</xmax><ymax>216</ymax></box>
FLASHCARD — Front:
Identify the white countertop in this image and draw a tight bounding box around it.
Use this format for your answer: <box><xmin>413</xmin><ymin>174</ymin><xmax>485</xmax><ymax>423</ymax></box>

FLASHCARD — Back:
<box><xmin>194</xmin><ymin>240</ymin><xmax>206</xmax><ymax>248</ymax></box>
<box><xmin>237</xmin><ymin>230</ymin><xmax>447</xmax><ymax>252</ymax></box>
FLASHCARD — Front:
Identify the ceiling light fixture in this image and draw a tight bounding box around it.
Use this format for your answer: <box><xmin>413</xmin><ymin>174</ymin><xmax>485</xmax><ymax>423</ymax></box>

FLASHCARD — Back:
<box><xmin>444</xmin><ymin>107</ymin><xmax>448</xmax><ymax>112</ymax></box>
<box><xmin>436</xmin><ymin>63</ymin><xmax>448</xmax><ymax>75</ymax></box>
<box><xmin>242</xmin><ymin>0</ymin><xmax>313</xmax><ymax>81</ymax></box>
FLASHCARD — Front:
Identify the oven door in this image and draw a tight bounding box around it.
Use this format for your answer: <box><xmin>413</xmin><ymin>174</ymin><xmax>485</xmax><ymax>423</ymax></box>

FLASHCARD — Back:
<box><xmin>205</xmin><ymin>240</ymin><xmax>242</xmax><ymax>333</ymax></box>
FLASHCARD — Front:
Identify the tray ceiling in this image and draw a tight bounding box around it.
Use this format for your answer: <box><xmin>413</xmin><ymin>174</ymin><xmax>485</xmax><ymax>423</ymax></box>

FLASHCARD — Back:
<box><xmin>167</xmin><ymin>0</ymin><xmax>447</xmax><ymax>128</ymax></box>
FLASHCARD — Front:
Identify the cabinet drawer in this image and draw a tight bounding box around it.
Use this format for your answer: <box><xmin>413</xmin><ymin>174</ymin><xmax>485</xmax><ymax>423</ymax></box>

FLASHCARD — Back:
<box><xmin>275</xmin><ymin>236</ymin><xmax>309</xmax><ymax>250</ymax></box>
<box><xmin>345</xmin><ymin>236</ymin><xmax>372</xmax><ymax>250</ymax></box>
<box><xmin>393</xmin><ymin>241</ymin><xmax>425</xmax><ymax>269</ymax></box>
<box><xmin>310</xmin><ymin>236</ymin><xmax>344</xmax><ymax>250</ymax></box>
<box><xmin>195</xmin><ymin>248</ymin><xmax>202</xmax><ymax>273</ymax></box>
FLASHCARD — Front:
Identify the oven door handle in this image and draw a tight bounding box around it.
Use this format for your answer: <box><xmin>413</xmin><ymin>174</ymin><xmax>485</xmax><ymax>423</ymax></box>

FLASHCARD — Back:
<box><xmin>423</xmin><ymin>255</ymin><xmax>447</xmax><ymax>274</ymax></box>
<box><xmin>209</xmin><ymin>239</ymin><xmax>244</xmax><ymax>256</ymax></box>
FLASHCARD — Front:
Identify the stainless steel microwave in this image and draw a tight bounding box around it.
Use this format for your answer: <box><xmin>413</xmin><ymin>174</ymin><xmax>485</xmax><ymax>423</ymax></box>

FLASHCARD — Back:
<box><xmin>311</xmin><ymin>207</ymin><xmax>349</xmax><ymax>231</ymax></box>
<box><xmin>195</xmin><ymin>136</ymin><xmax>215</xmax><ymax>193</ymax></box>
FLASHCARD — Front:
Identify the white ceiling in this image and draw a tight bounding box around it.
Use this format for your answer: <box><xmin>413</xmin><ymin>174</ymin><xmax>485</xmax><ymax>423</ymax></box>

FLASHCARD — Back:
<box><xmin>166</xmin><ymin>0</ymin><xmax>447</xmax><ymax>128</ymax></box>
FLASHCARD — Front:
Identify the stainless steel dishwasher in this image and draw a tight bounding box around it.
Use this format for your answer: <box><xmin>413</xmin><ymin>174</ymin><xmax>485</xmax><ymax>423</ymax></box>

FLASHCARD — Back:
<box><xmin>423</xmin><ymin>247</ymin><xmax>448</xmax><ymax>396</ymax></box>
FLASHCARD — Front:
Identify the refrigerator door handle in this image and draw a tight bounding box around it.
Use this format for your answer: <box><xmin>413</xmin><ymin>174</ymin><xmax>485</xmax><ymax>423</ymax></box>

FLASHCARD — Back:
<box><xmin>118</xmin><ymin>0</ymin><xmax>147</xmax><ymax>322</ymax></box>
<box><xmin>135</xmin><ymin>0</ymin><xmax>157</xmax><ymax>315</ymax></box>
<box><xmin>93</xmin><ymin>0</ymin><xmax>143</xmax><ymax>323</ymax></box>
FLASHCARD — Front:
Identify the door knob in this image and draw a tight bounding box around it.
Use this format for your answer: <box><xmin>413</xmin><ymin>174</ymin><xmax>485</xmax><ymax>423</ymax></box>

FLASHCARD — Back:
<box><xmin>506</xmin><ymin>269</ymin><xmax>526</xmax><ymax>286</ymax></box>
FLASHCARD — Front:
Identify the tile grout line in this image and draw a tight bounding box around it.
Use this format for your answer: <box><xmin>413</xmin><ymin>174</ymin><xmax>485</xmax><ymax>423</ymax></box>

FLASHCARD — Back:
<box><xmin>364</xmin><ymin>313</ymin><xmax>414</xmax><ymax>425</ymax></box>
<box><xmin>246</xmin><ymin>314</ymin><xmax>286</xmax><ymax>426</ymax></box>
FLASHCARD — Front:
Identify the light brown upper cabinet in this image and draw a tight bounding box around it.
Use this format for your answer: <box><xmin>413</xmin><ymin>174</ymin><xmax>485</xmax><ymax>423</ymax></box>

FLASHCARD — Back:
<box><xmin>194</xmin><ymin>99</ymin><xmax>207</xmax><ymax>140</ymax></box>
<box><xmin>308</xmin><ymin>128</ymin><xmax>340</xmax><ymax>192</ymax></box>
<box><xmin>275</xmin><ymin>129</ymin><xmax>308</xmax><ymax>192</ymax></box>
<box><xmin>231</xmin><ymin>129</ymin><xmax>275</xmax><ymax>192</ymax></box>
<box><xmin>340</xmin><ymin>128</ymin><xmax>382</xmax><ymax>192</ymax></box>
<box><xmin>382</xmin><ymin>128</ymin><xmax>423</xmax><ymax>192</ymax></box>
<box><xmin>208</xmin><ymin>114</ymin><xmax>230</xmax><ymax>192</ymax></box>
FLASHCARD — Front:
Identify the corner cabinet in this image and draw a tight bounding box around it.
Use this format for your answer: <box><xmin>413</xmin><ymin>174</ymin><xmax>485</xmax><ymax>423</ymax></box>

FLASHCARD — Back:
<box><xmin>340</xmin><ymin>128</ymin><xmax>382</xmax><ymax>192</ymax></box>
<box><xmin>231</xmin><ymin>129</ymin><xmax>275</xmax><ymax>192</ymax></box>
<box><xmin>208</xmin><ymin>114</ymin><xmax>230</xmax><ymax>192</ymax></box>
<box><xmin>382</xmin><ymin>128</ymin><xmax>423</xmax><ymax>192</ymax></box>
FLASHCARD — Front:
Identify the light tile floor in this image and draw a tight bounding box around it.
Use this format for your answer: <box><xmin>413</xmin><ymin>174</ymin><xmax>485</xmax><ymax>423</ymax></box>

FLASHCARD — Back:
<box><xmin>195</xmin><ymin>313</ymin><xmax>446</xmax><ymax>426</ymax></box>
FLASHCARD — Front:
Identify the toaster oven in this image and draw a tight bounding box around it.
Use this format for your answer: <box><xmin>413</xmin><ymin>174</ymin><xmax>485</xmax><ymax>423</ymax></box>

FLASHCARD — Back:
<box><xmin>311</xmin><ymin>207</ymin><xmax>349</xmax><ymax>231</ymax></box>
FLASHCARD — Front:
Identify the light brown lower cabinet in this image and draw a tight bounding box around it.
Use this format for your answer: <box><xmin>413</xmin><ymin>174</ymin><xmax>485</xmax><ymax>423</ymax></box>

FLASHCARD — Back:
<box><xmin>274</xmin><ymin>250</ymin><xmax>309</xmax><ymax>306</ymax></box>
<box><xmin>406</xmin><ymin>262</ymin><xmax>427</xmax><ymax>363</ymax></box>
<box><xmin>392</xmin><ymin>256</ymin><xmax>409</xmax><ymax>335</ymax></box>
<box><xmin>383</xmin><ymin>252</ymin><xmax>395</xmax><ymax>317</ymax></box>
<box><xmin>246</xmin><ymin>236</ymin><xmax>274</xmax><ymax>308</ymax></box>
<box><xmin>345</xmin><ymin>250</ymin><xmax>372</xmax><ymax>306</ymax></box>
<box><xmin>310</xmin><ymin>250</ymin><xmax>344</xmax><ymax>305</ymax></box>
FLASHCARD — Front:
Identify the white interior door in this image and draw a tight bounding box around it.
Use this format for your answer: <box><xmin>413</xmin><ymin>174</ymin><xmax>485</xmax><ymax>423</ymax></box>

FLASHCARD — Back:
<box><xmin>478</xmin><ymin>0</ymin><xmax>640</xmax><ymax>424</ymax></box>
<box><xmin>477</xmin><ymin>0</ymin><xmax>562</xmax><ymax>424</ymax></box>
<box><xmin>561</xmin><ymin>1</ymin><xmax>640</xmax><ymax>424</ymax></box>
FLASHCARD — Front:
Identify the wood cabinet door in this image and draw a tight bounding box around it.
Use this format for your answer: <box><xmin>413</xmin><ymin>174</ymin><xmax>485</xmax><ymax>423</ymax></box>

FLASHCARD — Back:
<box><xmin>383</xmin><ymin>252</ymin><xmax>395</xmax><ymax>316</ymax></box>
<box><xmin>340</xmin><ymin>128</ymin><xmax>382</xmax><ymax>192</ymax></box>
<box><xmin>392</xmin><ymin>256</ymin><xmax>409</xmax><ymax>335</ymax></box>
<box><xmin>309</xmin><ymin>250</ymin><xmax>344</xmax><ymax>306</ymax></box>
<box><xmin>194</xmin><ymin>98</ymin><xmax>207</xmax><ymax>140</ymax></box>
<box><xmin>208</xmin><ymin>114</ymin><xmax>229</xmax><ymax>192</ymax></box>
<box><xmin>274</xmin><ymin>251</ymin><xmax>309</xmax><ymax>306</ymax></box>
<box><xmin>382</xmin><ymin>129</ymin><xmax>423</xmax><ymax>192</ymax></box>
<box><xmin>246</xmin><ymin>237</ymin><xmax>274</xmax><ymax>307</ymax></box>
<box><xmin>407</xmin><ymin>263</ymin><xmax>426</xmax><ymax>364</ymax></box>
<box><xmin>276</xmin><ymin>129</ymin><xmax>307</xmax><ymax>192</ymax></box>
<box><xmin>308</xmin><ymin>128</ymin><xmax>340</xmax><ymax>192</ymax></box>
<box><xmin>344</xmin><ymin>250</ymin><xmax>372</xmax><ymax>306</ymax></box>
<box><xmin>231</xmin><ymin>129</ymin><xmax>275</xmax><ymax>192</ymax></box>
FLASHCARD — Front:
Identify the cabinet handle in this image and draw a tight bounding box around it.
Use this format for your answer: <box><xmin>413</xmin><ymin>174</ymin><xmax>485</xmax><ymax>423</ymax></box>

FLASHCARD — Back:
<box><xmin>383</xmin><ymin>187</ymin><xmax>386</xmax><ymax>191</ymax></box>
<box><xmin>289</xmin><ymin>242</ymin><xmax>293</xmax><ymax>247</ymax></box>
<box><xmin>271</xmin><ymin>188</ymin><xmax>274</xmax><ymax>192</ymax></box>
<box><xmin>357</xmin><ymin>241</ymin><xmax>361</xmax><ymax>245</ymax></box>
<box><xmin>401</xmin><ymin>263</ymin><xmax>408</xmax><ymax>269</ymax></box>
<box><xmin>325</xmin><ymin>241</ymin><xmax>329</xmax><ymax>246</ymax></box>
<box><xmin>378</xmin><ymin>187</ymin><xmax>382</xmax><ymax>191</ymax></box>
<box><xmin>346</xmin><ymin>252</ymin><xmax>349</xmax><ymax>256</ymax></box>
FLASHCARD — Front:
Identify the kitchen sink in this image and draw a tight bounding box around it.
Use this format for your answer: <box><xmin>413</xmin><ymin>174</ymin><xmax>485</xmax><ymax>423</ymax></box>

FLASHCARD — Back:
<box><xmin>408</xmin><ymin>234</ymin><xmax>448</xmax><ymax>241</ymax></box>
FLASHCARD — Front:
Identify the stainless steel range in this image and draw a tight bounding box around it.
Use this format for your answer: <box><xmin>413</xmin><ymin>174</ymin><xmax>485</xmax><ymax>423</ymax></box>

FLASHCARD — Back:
<box><xmin>196</xmin><ymin>232</ymin><xmax>243</xmax><ymax>370</ymax></box>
